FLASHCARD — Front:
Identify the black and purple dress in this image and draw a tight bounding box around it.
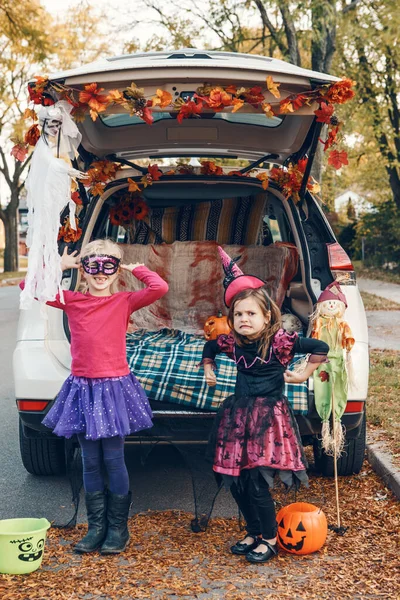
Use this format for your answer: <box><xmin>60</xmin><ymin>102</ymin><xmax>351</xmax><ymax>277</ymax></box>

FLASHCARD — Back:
<box><xmin>202</xmin><ymin>329</ymin><xmax>329</xmax><ymax>489</ymax></box>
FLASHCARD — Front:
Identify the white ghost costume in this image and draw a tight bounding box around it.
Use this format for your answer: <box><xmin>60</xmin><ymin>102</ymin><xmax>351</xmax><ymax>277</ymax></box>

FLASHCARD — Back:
<box><xmin>20</xmin><ymin>101</ymin><xmax>82</xmax><ymax>309</ymax></box>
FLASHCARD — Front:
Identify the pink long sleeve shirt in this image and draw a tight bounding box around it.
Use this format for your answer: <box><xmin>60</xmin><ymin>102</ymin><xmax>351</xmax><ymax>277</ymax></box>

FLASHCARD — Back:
<box><xmin>20</xmin><ymin>266</ymin><xmax>168</xmax><ymax>378</ymax></box>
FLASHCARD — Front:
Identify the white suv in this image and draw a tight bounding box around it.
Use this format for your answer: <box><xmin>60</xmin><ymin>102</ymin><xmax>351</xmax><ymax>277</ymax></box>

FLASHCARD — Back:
<box><xmin>14</xmin><ymin>49</ymin><xmax>368</xmax><ymax>478</ymax></box>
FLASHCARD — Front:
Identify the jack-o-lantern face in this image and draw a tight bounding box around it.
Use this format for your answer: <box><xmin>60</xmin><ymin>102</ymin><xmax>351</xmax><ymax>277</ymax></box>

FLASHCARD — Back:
<box><xmin>276</xmin><ymin>502</ymin><xmax>328</xmax><ymax>555</ymax></box>
<box><xmin>204</xmin><ymin>311</ymin><xmax>231</xmax><ymax>340</ymax></box>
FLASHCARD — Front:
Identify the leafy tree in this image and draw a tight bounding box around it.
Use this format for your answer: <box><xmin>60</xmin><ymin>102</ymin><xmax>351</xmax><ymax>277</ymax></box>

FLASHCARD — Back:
<box><xmin>0</xmin><ymin>2</ymin><xmax>111</xmax><ymax>272</ymax></box>
<box><xmin>336</xmin><ymin>0</ymin><xmax>400</xmax><ymax>209</ymax></box>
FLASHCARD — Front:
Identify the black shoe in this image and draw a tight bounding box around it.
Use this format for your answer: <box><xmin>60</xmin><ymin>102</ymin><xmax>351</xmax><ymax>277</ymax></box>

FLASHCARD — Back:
<box><xmin>230</xmin><ymin>535</ymin><xmax>260</xmax><ymax>555</ymax></box>
<box><xmin>246</xmin><ymin>540</ymin><xmax>278</xmax><ymax>563</ymax></box>
<box><xmin>74</xmin><ymin>490</ymin><xmax>107</xmax><ymax>554</ymax></box>
<box><xmin>100</xmin><ymin>491</ymin><xmax>132</xmax><ymax>555</ymax></box>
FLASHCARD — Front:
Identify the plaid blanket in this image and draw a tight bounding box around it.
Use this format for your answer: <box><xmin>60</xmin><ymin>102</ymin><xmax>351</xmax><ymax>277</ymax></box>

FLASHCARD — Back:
<box><xmin>126</xmin><ymin>329</ymin><xmax>309</xmax><ymax>415</ymax></box>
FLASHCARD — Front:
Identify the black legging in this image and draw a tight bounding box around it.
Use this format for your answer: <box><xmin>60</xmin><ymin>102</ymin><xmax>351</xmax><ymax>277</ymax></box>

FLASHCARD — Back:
<box><xmin>230</xmin><ymin>470</ymin><xmax>277</xmax><ymax>539</ymax></box>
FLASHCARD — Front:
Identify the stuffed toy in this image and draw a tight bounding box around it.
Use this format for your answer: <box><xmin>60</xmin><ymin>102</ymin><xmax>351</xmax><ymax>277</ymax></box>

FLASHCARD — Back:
<box><xmin>310</xmin><ymin>282</ymin><xmax>355</xmax><ymax>455</ymax></box>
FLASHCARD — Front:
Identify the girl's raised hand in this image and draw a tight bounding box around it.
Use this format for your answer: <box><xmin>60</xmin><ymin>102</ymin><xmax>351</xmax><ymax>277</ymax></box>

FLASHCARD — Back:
<box><xmin>121</xmin><ymin>263</ymin><xmax>145</xmax><ymax>271</ymax></box>
<box><xmin>61</xmin><ymin>247</ymin><xmax>80</xmax><ymax>271</ymax></box>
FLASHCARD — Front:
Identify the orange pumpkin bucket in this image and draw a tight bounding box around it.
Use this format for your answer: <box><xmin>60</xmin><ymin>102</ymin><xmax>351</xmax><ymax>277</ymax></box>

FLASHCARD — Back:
<box><xmin>276</xmin><ymin>502</ymin><xmax>328</xmax><ymax>555</ymax></box>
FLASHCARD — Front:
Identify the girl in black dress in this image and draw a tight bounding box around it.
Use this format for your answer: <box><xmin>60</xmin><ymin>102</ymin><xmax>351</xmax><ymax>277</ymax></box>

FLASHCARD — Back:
<box><xmin>201</xmin><ymin>248</ymin><xmax>329</xmax><ymax>563</ymax></box>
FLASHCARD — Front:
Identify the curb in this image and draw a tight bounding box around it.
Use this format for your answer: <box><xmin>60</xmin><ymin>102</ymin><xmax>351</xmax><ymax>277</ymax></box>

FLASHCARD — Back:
<box><xmin>367</xmin><ymin>438</ymin><xmax>400</xmax><ymax>501</ymax></box>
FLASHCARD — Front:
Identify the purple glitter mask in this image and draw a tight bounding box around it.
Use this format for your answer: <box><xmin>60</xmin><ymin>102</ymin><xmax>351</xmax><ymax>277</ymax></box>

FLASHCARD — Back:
<box><xmin>81</xmin><ymin>254</ymin><xmax>120</xmax><ymax>275</ymax></box>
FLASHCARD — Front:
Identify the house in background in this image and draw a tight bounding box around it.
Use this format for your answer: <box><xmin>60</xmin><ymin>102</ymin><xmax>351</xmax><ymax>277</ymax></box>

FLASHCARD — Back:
<box><xmin>334</xmin><ymin>190</ymin><xmax>373</xmax><ymax>218</ymax></box>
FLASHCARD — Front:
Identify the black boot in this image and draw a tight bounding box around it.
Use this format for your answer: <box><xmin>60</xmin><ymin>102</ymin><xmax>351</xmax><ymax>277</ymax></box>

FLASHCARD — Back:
<box><xmin>100</xmin><ymin>491</ymin><xmax>131</xmax><ymax>555</ymax></box>
<box><xmin>74</xmin><ymin>490</ymin><xmax>107</xmax><ymax>553</ymax></box>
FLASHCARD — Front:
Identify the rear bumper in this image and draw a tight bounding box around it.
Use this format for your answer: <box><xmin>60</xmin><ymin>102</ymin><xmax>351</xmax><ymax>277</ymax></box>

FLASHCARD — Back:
<box><xmin>18</xmin><ymin>396</ymin><xmax>366</xmax><ymax>442</ymax></box>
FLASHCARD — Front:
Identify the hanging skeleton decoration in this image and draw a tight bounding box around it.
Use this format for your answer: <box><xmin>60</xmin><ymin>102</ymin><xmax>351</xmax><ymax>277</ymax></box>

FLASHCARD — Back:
<box><xmin>310</xmin><ymin>282</ymin><xmax>355</xmax><ymax>456</ymax></box>
<box><xmin>20</xmin><ymin>101</ymin><xmax>85</xmax><ymax>309</ymax></box>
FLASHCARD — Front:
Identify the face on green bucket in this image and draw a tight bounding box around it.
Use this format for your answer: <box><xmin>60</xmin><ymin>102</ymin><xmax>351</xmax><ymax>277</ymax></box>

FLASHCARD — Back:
<box><xmin>10</xmin><ymin>537</ymin><xmax>45</xmax><ymax>563</ymax></box>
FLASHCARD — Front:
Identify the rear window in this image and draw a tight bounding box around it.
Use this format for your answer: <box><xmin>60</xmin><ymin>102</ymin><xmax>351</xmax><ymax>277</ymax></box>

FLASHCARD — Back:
<box><xmin>94</xmin><ymin>188</ymin><xmax>294</xmax><ymax>249</ymax></box>
<box><xmin>100</xmin><ymin>112</ymin><xmax>283</xmax><ymax>129</ymax></box>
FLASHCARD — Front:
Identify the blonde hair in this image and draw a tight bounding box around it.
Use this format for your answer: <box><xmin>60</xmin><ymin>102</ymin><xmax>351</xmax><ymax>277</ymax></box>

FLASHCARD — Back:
<box><xmin>228</xmin><ymin>287</ymin><xmax>282</xmax><ymax>360</ymax></box>
<box><xmin>80</xmin><ymin>238</ymin><xmax>123</xmax><ymax>261</ymax></box>
<box><xmin>79</xmin><ymin>239</ymin><xmax>123</xmax><ymax>294</ymax></box>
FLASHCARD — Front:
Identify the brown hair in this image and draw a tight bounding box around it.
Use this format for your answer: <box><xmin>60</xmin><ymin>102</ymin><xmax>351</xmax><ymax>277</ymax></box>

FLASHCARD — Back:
<box><xmin>227</xmin><ymin>287</ymin><xmax>282</xmax><ymax>360</ymax></box>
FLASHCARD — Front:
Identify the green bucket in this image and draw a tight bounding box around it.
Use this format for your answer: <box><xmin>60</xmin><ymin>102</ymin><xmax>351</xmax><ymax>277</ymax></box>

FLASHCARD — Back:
<box><xmin>0</xmin><ymin>518</ymin><xmax>51</xmax><ymax>574</ymax></box>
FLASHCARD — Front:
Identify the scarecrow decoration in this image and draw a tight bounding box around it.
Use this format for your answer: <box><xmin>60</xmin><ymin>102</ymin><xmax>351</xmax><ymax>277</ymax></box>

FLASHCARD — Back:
<box><xmin>20</xmin><ymin>101</ymin><xmax>85</xmax><ymax>309</ymax></box>
<box><xmin>310</xmin><ymin>281</ymin><xmax>355</xmax><ymax>457</ymax></box>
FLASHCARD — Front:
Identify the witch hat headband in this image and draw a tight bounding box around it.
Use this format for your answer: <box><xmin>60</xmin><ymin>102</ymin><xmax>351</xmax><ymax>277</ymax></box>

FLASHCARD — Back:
<box><xmin>218</xmin><ymin>246</ymin><xmax>265</xmax><ymax>307</ymax></box>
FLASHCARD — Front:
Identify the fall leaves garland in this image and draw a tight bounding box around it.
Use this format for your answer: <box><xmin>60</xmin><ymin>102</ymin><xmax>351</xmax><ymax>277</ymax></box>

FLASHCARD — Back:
<box><xmin>13</xmin><ymin>74</ymin><xmax>355</xmax><ymax>171</ymax></box>
<box><xmin>11</xmin><ymin>73</ymin><xmax>356</xmax><ymax>242</ymax></box>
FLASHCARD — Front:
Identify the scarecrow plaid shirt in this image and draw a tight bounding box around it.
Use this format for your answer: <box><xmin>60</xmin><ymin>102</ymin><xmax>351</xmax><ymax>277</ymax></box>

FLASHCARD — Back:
<box><xmin>126</xmin><ymin>329</ymin><xmax>308</xmax><ymax>414</ymax></box>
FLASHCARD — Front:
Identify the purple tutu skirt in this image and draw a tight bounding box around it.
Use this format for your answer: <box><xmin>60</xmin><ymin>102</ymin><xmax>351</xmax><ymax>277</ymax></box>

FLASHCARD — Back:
<box><xmin>42</xmin><ymin>373</ymin><xmax>153</xmax><ymax>440</ymax></box>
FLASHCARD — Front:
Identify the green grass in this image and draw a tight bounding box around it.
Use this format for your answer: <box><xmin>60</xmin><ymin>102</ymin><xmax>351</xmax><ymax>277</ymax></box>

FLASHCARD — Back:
<box><xmin>368</xmin><ymin>349</ymin><xmax>400</xmax><ymax>458</ymax></box>
<box><xmin>354</xmin><ymin>260</ymin><xmax>400</xmax><ymax>284</ymax></box>
<box><xmin>0</xmin><ymin>270</ymin><xmax>25</xmax><ymax>282</ymax></box>
<box><xmin>360</xmin><ymin>291</ymin><xmax>400</xmax><ymax>310</ymax></box>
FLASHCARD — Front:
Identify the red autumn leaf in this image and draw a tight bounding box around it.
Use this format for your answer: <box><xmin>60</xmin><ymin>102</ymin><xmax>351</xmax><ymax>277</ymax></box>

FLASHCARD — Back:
<box><xmin>71</xmin><ymin>191</ymin><xmax>83</xmax><ymax>205</ymax></box>
<box><xmin>319</xmin><ymin>370</ymin><xmax>330</xmax><ymax>382</ymax></box>
<box><xmin>24</xmin><ymin>124</ymin><xmax>40</xmax><ymax>146</ymax></box>
<box><xmin>319</xmin><ymin>125</ymin><xmax>339</xmax><ymax>151</ymax></box>
<box><xmin>142</xmin><ymin>106</ymin><xmax>154</xmax><ymax>125</ymax></box>
<box><xmin>314</xmin><ymin>102</ymin><xmax>335</xmax><ymax>123</ymax></box>
<box><xmin>147</xmin><ymin>164</ymin><xmax>162</xmax><ymax>181</ymax></box>
<box><xmin>177</xmin><ymin>100</ymin><xmax>203</xmax><ymax>124</ymax></box>
<box><xmin>291</xmin><ymin>94</ymin><xmax>307</xmax><ymax>111</ymax></box>
<box><xmin>328</xmin><ymin>149</ymin><xmax>349</xmax><ymax>169</ymax></box>
<box><xmin>10</xmin><ymin>143</ymin><xmax>28</xmax><ymax>162</ymax></box>
<box><xmin>244</xmin><ymin>86</ymin><xmax>265</xmax><ymax>107</ymax></box>
<box><xmin>296</xmin><ymin>158</ymin><xmax>308</xmax><ymax>173</ymax></box>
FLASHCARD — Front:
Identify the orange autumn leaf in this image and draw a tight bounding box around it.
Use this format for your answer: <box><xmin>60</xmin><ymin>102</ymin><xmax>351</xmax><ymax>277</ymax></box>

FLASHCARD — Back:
<box><xmin>90</xmin><ymin>182</ymin><xmax>106</xmax><ymax>196</ymax></box>
<box><xmin>279</xmin><ymin>98</ymin><xmax>294</xmax><ymax>113</ymax></box>
<box><xmin>203</xmin><ymin>88</ymin><xmax>232</xmax><ymax>111</ymax></box>
<box><xmin>152</xmin><ymin>89</ymin><xmax>173</xmax><ymax>108</ymax></box>
<box><xmin>79</xmin><ymin>83</ymin><xmax>109</xmax><ymax>120</ymax></box>
<box><xmin>225</xmin><ymin>85</ymin><xmax>237</xmax><ymax>95</ymax></box>
<box><xmin>328</xmin><ymin>149</ymin><xmax>349</xmax><ymax>169</ymax></box>
<box><xmin>262</xmin><ymin>101</ymin><xmax>275</xmax><ymax>118</ymax></box>
<box><xmin>23</xmin><ymin>108</ymin><xmax>37</xmax><ymax>121</ymax></box>
<box><xmin>127</xmin><ymin>178</ymin><xmax>141</xmax><ymax>193</ymax></box>
<box><xmin>324</xmin><ymin>78</ymin><xmax>355</xmax><ymax>105</ymax></box>
<box><xmin>266</xmin><ymin>75</ymin><xmax>281</xmax><ymax>99</ymax></box>
<box><xmin>256</xmin><ymin>172</ymin><xmax>269</xmax><ymax>190</ymax></box>
<box><xmin>107</xmin><ymin>89</ymin><xmax>125</xmax><ymax>104</ymax></box>
<box><xmin>231</xmin><ymin>98</ymin><xmax>244</xmax><ymax>113</ymax></box>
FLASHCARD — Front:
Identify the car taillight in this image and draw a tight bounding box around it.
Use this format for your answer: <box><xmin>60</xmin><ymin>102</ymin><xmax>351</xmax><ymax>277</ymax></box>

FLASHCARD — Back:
<box><xmin>344</xmin><ymin>401</ymin><xmax>365</xmax><ymax>414</ymax></box>
<box><xmin>17</xmin><ymin>400</ymin><xmax>50</xmax><ymax>411</ymax></box>
<box><xmin>326</xmin><ymin>242</ymin><xmax>354</xmax><ymax>271</ymax></box>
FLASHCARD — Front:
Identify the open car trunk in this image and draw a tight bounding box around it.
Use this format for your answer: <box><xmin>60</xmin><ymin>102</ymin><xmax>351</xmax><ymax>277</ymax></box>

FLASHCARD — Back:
<box><xmin>71</xmin><ymin>176</ymin><xmax>314</xmax><ymax>426</ymax></box>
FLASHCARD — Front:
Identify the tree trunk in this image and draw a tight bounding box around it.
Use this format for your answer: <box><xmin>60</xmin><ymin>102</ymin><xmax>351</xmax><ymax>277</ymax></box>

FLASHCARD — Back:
<box><xmin>2</xmin><ymin>209</ymin><xmax>19</xmax><ymax>273</ymax></box>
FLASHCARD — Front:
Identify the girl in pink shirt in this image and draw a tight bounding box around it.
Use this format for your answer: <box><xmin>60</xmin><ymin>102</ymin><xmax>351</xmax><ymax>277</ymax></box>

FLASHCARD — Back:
<box><xmin>40</xmin><ymin>239</ymin><xmax>168</xmax><ymax>555</ymax></box>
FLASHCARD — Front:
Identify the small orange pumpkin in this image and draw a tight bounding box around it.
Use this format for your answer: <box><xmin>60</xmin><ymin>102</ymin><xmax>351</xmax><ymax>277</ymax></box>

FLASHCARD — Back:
<box><xmin>203</xmin><ymin>310</ymin><xmax>231</xmax><ymax>340</ymax></box>
<box><xmin>276</xmin><ymin>502</ymin><xmax>328</xmax><ymax>555</ymax></box>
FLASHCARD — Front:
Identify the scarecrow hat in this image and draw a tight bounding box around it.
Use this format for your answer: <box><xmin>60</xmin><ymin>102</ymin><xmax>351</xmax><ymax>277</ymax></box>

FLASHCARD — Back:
<box><xmin>218</xmin><ymin>246</ymin><xmax>265</xmax><ymax>307</ymax></box>
<box><xmin>317</xmin><ymin>281</ymin><xmax>347</xmax><ymax>308</ymax></box>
